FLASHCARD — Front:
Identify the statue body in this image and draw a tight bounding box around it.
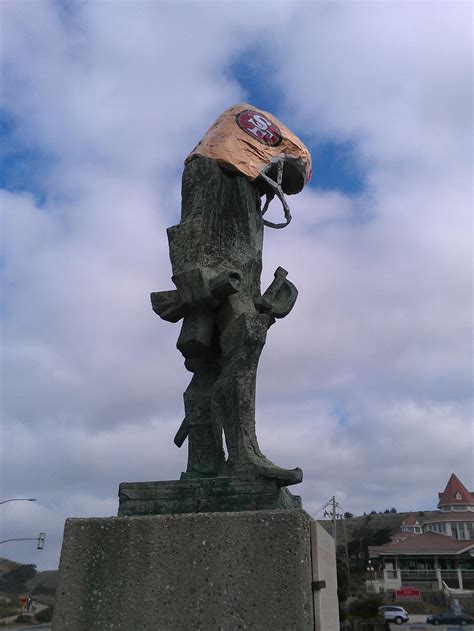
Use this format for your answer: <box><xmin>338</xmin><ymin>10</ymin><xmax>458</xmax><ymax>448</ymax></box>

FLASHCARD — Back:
<box><xmin>153</xmin><ymin>156</ymin><xmax>300</xmax><ymax>487</ymax></box>
<box><xmin>152</xmin><ymin>105</ymin><xmax>311</xmax><ymax>490</ymax></box>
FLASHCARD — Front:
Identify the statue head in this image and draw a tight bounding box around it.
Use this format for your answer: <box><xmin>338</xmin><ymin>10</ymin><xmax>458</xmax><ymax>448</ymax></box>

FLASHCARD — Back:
<box><xmin>186</xmin><ymin>104</ymin><xmax>312</xmax><ymax>228</ymax></box>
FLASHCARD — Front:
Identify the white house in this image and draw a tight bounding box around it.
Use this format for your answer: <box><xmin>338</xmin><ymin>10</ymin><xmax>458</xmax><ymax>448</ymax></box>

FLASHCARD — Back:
<box><xmin>368</xmin><ymin>474</ymin><xmax>474</xmax><ymax>594</ymax></box>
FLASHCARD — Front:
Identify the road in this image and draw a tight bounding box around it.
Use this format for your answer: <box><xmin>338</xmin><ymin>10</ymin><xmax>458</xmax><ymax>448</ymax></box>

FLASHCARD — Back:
<box><xmin>389</xmin><ymin>614</ymin><xmax>474</xmax><ymax>630</ymax></box>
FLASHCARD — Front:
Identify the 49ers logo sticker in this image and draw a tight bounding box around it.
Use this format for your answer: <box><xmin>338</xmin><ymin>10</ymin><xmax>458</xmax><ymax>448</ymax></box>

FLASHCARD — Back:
<box><xmin>236</xmin><ymin>110</ymin><xmax>282</xmax><ymax>147</ymax></box>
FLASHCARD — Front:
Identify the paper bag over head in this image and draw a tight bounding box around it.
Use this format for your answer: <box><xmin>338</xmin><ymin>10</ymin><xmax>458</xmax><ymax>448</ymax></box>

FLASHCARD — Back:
<box><xmin>186</xmin><ymin>103</ymin><xmax>312</xmax><ymax>196</ymax></box>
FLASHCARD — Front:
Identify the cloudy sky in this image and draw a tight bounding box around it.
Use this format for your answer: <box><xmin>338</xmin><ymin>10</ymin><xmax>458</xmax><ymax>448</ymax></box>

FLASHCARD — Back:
<box><xmin>1</xmin><ymin>1</ymin><xmax>472</xmax><ymax>570</ymax></box>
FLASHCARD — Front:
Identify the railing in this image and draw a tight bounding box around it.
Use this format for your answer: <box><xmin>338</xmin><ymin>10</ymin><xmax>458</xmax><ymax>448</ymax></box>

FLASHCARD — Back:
<box><xmin>397</xmin><ymin>569</ymin><xmax>474</xmax><ymax>581</ymax></box>
<box><xmin>400</xmin><ymin>570</ymin><xmax>437</xmax><ymax>580</ymax></box>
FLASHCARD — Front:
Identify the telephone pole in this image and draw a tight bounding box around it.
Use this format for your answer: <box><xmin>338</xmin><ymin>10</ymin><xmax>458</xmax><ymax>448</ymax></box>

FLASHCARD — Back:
<box><xmin>323</xmin><ymin>496</ymin><xmax>342</xmax><ymax>547</ymax></box>
<box><xmin>322</xmin><ymin>496</ymin><xmax>352</xmax><ymax>597</ymax></box>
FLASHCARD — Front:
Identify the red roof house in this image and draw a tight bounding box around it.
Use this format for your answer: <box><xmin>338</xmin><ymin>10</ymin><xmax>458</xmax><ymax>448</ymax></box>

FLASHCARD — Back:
<box><xmin>368</xmin><ymin>474</ymin><xmax>474</xmax><ymax>595</ymax></box>
<box><xmin>438</xmin><ymin>473</ymin><xmax>474</xmax><ymax>510</ymax></box>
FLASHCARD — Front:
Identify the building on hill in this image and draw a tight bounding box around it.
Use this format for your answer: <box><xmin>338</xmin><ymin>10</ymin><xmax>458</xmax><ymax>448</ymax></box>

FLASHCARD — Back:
<box><xmin>390</xmin><ymin>516</ymin><xmax>422</xmax><ymax>543</ymax></box>
<box><xmin>369</xmin><ymin>473</ymin><xmax>474</xmax><ymax>595</ymax></box>
<box><xmin>438</xmin><ymin>473</ymin><xmax>474</xmax><ymax>512</ymax></box>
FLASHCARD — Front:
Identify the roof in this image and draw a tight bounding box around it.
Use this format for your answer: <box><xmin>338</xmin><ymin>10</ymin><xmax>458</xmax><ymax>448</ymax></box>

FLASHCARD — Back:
<box><xmin>372</xmin><ymin>532</ymin><xmax>474</xmax><ymax>556</ymax></box>
<box><xmin>391</xmin><ymin>532</ymin><xmax>419</xmax><ymax>542</ymax></box>
<box><xmin>401</xmin><ymin>515</ymin><xmax>421</xmax><ymax>527</ymax></box>
<box><xmin>438</xmin><ymin>473</ymin><xmax>474</xmax><ymax>508</ymax></box>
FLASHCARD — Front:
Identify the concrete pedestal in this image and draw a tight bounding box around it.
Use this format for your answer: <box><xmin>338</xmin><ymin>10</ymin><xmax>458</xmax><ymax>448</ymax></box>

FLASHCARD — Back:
<box><xmin>53</xmin><ymin>510</ymin><xmax>314</xmax><ymax>630</ymax></box>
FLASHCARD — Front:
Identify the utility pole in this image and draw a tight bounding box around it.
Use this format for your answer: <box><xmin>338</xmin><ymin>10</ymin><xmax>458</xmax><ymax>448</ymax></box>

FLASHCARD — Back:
<box><xmin>322</xmin><ymin>496</ymin><xmax>354</xmax><ymax>597</ymax></box>
<box><xmin>342</xmin><ymin>514</ymin><xmax>352</xmax><ymax>597</ymax></box>
<box><xmin>323</xmin><ymin>496</ymin><xmax>342</xmax><ymax>547</ymax></box>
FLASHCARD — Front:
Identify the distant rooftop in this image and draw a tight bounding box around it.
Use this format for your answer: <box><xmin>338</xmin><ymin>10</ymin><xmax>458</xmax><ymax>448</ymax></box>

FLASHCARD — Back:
<box><xmin>373</xmin><ymin>531</ymin><xmax>474</xmax><ymax>556</ymax></box>
<box><xmin>438</xmin><ymin>473</ymin><xmax>474</xmax><ymax>509</ymax></box>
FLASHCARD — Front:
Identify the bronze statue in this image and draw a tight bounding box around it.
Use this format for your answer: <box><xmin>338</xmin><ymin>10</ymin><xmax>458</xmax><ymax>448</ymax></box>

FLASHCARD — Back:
<box><xmin>151</xmin><ymin>104</ymin><xmax>312</xmax><ymax>488</ymax></box>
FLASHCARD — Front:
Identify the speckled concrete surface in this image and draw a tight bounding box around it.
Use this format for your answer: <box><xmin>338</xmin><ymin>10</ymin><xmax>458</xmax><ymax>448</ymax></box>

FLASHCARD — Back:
<box><xmin>53</xmin><ymin>509</ymin><xmax>314</xmax><ymax>630</ymax></box>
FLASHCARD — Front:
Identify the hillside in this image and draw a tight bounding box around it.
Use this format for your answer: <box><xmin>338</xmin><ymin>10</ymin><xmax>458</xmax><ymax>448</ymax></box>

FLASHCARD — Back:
<box><xmin>318</xmin><ymin>510</ymin><xmax>439</xmax><ymax>547</ymax></box>
<box><xmin>0</xmin><ymin>558</ymin><xmax>58</xmax><ymax>603</ymax></box>
<box><xmin>0</xmin><ymin>559</ymin><xmax>21</xmax><ymax>575</ymax></box>
<box><xmin>28</xmin><ymin>570</ymin><xmax>59</xmax><ymax>595</ymax></box>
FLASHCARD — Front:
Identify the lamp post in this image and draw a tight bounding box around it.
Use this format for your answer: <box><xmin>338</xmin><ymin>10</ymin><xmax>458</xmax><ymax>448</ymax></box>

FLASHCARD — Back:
<box><xmin>0</xmin><ymin>501</ymin><xmax>44</xmax><ymax>550</ymax></box>
<box><xmin>367</xmin><ymin>559</ymin><xmax>375</xmax><ymax>590</ymax></box>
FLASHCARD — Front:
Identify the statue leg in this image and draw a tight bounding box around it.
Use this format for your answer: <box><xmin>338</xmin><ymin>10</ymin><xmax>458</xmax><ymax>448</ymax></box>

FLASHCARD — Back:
<box><xmin>212</xmin><ymin>297</ymin><xmax>302</xmax><ymax>486</ymax></box>
<box><xmin>180</xmin><ymin>355</ymin><xmax>225</xmax><ymax>479</ymax></box>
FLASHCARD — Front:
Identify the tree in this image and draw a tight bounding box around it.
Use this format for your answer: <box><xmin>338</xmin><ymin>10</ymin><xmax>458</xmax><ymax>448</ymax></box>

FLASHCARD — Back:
<box><xmin>390</xmin><ymin>507</ymin><xmax>397</xmax><ymax>513</ymax></box>
<box><xmin>0</xmin><ymin>564</ymin><xmax>37</xmax><ymax>593</ymax></box>
<box><xmin>371</xmin><ymin>527</ymin><xmax>392</xmax><ymax>546</ymax></box>
<box><xmin>336</xmin><ymin>547</ymin><xmax>350</xmax><ymax>603</ymax></box>
<box><xmin>344</xmin><ymin>512</ymin><xmax>354</xmax><ymax>519</ymax></box>
<box><xmin>346</xmin><ymin>526</ymin><xmax>392</xmax><ymax>561</ymax></box>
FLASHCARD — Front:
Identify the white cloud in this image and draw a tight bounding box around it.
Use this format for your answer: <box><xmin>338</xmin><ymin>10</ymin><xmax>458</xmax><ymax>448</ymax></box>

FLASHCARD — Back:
<box><xmin>1</xmin><ymin>1</ymin><xmax>471</xmax><ymax>569</ymax></box>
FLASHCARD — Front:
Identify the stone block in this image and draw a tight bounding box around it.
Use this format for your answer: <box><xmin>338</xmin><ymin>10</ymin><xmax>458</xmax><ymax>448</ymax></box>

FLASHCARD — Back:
<box><xmin>311</xmin><ymin>521</ymin><xmax>340</xmax><ymax>631</ymax></box>
<box><xmin>53</xmin><ymin>509</ymin><xmax>314</xmax><ymax>630</ymax></box>
<box><xmin>118</xmin><ymin>477</ymin><xmax>301</xmax><ymax>516</ymax></box>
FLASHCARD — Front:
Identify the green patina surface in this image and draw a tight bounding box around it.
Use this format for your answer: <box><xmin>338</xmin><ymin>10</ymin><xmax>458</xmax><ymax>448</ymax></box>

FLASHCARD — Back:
<box><xmin>139</xmin><ymin>155</ymin><xmax>303</xmax><ymax>514</ymax></box>
<box><xmin>118</xmin><ymin>478</ymin><xmax>301</xmax><ymax>516</ymax></box>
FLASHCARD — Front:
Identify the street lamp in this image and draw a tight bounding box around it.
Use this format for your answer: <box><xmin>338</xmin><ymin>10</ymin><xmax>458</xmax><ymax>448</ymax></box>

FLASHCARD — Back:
<box><xmin>0</xmin><ymin>533</ymin><xmax>46</xmax><ymax>550</ymax></box>
<box><xmin>0</xmin><ymin>498</ymin><xmax>37</xmax><ymax>505</ymax></box>
<box><xmin>367</xmin><ymin>560</ymin><xmax>375</xmax><ymax>589</ymax></box>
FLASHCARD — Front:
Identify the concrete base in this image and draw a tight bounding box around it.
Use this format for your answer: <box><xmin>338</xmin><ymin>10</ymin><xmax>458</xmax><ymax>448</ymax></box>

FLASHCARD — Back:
<box><xmin>53</xmin><ymin>510</ymin><xmax>314</xmax><ymax>630</ymax></box>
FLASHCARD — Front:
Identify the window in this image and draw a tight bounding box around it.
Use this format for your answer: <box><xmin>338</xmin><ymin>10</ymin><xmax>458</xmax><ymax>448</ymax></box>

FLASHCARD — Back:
<box><xmin>451</xmin><ymin>523</ymin><xmax>466</xmax><ymax>540</ymax></box>
<box><xmin>466</xmin><ymin>523</ymin><xmax>474</xmax><ymax>539</ymax></box>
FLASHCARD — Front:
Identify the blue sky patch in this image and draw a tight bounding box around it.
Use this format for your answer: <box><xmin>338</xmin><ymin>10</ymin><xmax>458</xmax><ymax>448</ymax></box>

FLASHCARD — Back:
<box><xmin>0</xmin><ymin>109</ymin><xmax>54</xmax><ymax>206</ymax></box>
<box><xmin>229</xmin><ymin>48</ymin><xmax>366</xmax><ymax>196</ymax></box>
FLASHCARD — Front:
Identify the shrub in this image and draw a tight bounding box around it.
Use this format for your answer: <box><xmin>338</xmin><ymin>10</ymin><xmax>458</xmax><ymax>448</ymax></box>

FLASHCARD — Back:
<box><xmin>36</xmin><ymin>606</ymin><xmax>53</xmax><ymax>623</ymax></box>
<box><xmin>0</xmin><ymin>604</ymin><xmax>18</xmax><ymax>618</ymax></box>
<box><xmin>347</xmin><ymin>594</ymin><xmax>384</xmax><ymax>619</ymax></box>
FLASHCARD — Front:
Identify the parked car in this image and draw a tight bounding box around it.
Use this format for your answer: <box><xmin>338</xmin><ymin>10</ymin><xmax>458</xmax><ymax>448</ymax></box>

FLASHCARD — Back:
<box><xmin>378</xmin><ymin>605</ymin><xmax>409</xmax><ymax>625</ymax></box>
<box><xmin>426</xmin><ymin>611</ymin><xmax>473</xmax><ymax>625</ymax></box>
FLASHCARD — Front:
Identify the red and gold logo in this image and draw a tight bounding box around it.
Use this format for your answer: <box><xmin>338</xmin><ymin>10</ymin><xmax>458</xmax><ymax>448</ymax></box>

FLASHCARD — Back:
<box><xmin>236</xmin><ymin>110</ymin><xmax>282</xmax><ymax>147</ymax></box>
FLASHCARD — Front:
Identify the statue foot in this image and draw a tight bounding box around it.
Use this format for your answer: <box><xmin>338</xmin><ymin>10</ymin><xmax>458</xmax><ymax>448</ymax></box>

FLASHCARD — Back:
<box><xmin>253</xmin><ymin>462</ymin><xmax>303</xmax><ymax>487</ymax></box>
<box><xmin>221</xmin><ymin>460</ymin><xmax>302</xmax><ymax>487</ymax></box>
